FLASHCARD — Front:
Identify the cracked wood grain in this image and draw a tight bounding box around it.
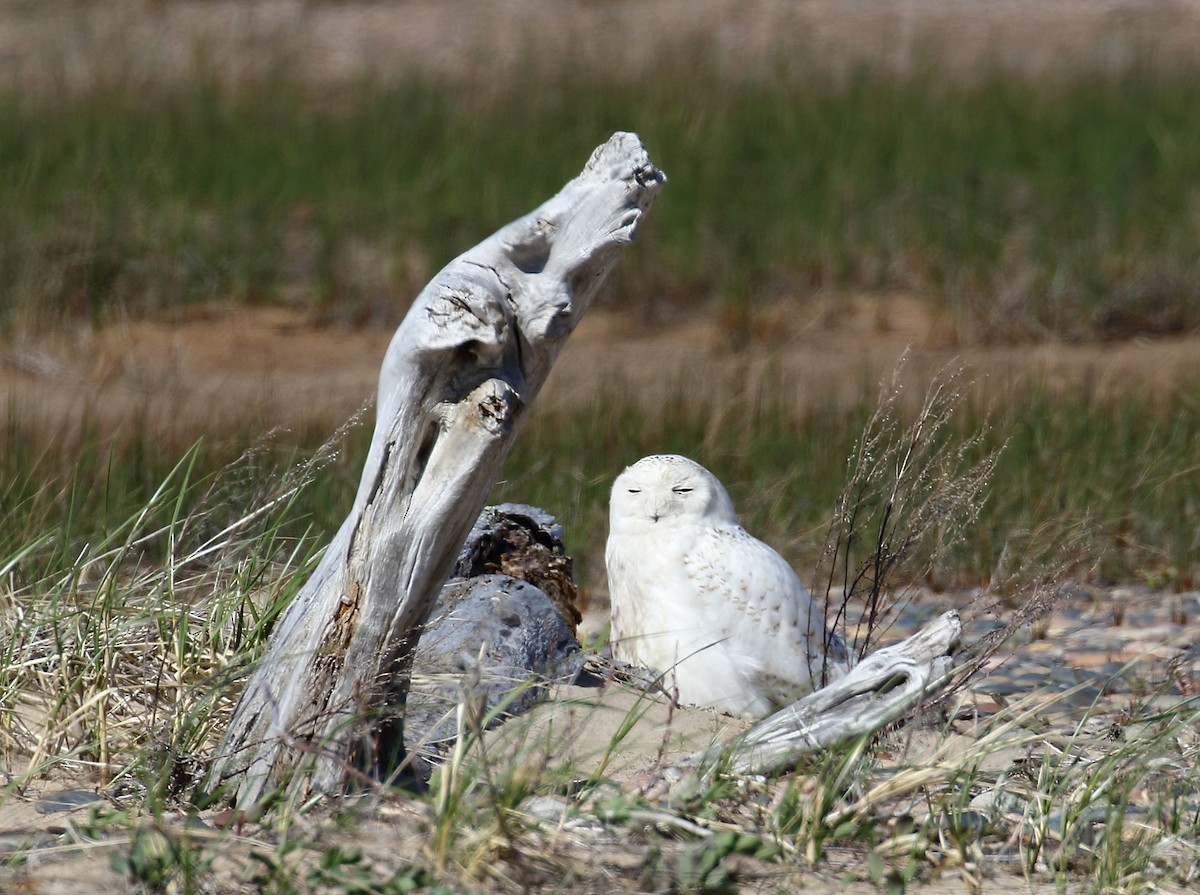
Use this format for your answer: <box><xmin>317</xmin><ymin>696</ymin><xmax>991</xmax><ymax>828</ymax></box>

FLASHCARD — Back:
<box><xmin>203</xmin><ymin>133</ymin><xmax>665</xmax><ymax>808</ymax></box>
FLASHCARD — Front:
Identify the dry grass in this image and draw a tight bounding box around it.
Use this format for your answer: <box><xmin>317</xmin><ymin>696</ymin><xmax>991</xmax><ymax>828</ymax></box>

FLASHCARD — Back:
<box><xmin>815</xmin><ymin>357</ymin><xmax>1001</xmax><ymax>663</ymax></box>
<box><xmin>3</xmin><ymin>362</ymin><xmax>1199</xmax><ymax>895</ymax></box>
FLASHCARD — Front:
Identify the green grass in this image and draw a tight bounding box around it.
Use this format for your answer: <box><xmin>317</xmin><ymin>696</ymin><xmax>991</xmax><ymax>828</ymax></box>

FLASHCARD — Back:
<box><xmin>3</xmin><ymin>56</ymin><xmax>1200</xmax><ymax>338</ymax></box>
<box><xmin>0</xmin><ymin>417</ymin><xmax>359</xmax><ymax>587</ymax></box>
<box><xmin>0</xmin><ymin>437</ymin><xmax>323</xmax><ymax>778</ymax></box>
<box><xmin>4</xmin><ymin>374</ymin><xmax>1196</xmax><ymax>604</ymax></box>
<box><xmin>494</xmin><ymin>379</ymin><xmax>1200</xmax><ymax>592</ymax></box>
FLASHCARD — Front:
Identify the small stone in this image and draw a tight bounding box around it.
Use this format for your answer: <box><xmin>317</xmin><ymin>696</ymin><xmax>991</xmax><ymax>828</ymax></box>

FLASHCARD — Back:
<box><xmin>34</xmin><ymin>790</ymin><xmax>105</xmax><ymax>814</ymax></box>
<box><xmin>938</xmin><ymin>809</ymin><xmax>990</xmax><ymax>838</ymax></box>
<box><xmin>1062</xmin><ymin>685</ymin><xmax>1104</xmax><ymax>709</ymax></box>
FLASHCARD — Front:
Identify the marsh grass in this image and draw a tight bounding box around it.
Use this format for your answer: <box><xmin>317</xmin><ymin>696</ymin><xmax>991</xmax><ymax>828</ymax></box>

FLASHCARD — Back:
<box><xmin>811</xmin><ymin>360</ymin><xmax>1001</xmax><ymax>662</ymax></box>
<box><xmin>2</xmin><ymin>374</ymin><xmax>1199</xmax><ymax>892</ymax></box>
<box><xmin>4</xmin><ymin>368</ymin><xmax>1195</xmax><ymax>601</ymax></box>
<box><xmin>4</xmin><ymin>50</ymin><xmax>1200</xmax><ymax>339</ymax></box>
<box><xmin>495</xmin><ymin>376</ymin><xmax>1200</xmax><ymax>594</ymax></box>
<box><xmin>0</xmin><ymin>434</ymin><xmax>335</xmax><ymax>795</ymax></box>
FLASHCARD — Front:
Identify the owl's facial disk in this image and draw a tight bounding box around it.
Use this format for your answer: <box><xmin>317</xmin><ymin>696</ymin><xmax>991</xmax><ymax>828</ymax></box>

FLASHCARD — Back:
<box><xmin>609</xmin><ymin>455</ymin><xmax>738</xmax><ymax>529</ymax></box>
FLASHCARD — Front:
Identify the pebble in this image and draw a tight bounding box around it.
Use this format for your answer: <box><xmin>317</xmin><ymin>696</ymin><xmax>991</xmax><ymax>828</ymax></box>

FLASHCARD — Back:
<box><xmin>967</xmin><ymin>786</ymin><xmax>1027</xmax><ymax>820</ymax></box>
<box><xmin>879</xmin><ymin>584</ymin><xmax>1200</xmax><ymax>715</ymax></box>
<box><xmin>33</xmin><ymin>790</ymin><xmax>105</xmax><ymax>814</ymax></box>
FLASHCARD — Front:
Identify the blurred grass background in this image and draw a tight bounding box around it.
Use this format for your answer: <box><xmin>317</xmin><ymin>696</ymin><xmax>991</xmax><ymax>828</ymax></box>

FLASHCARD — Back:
<box><xmin>5</xmin><ymin>377</ymin><xmax>1197</xmax><ymax>595</ymax></box>
<box><xmin>2</xmin><ymin>16</ymin><xmax>1198</xmax><ymax>594</ymax></box>
<box><xmin>3</xmin><ymin>55</ymin><xmax>1200</xmax><ymax>338</ymax></box>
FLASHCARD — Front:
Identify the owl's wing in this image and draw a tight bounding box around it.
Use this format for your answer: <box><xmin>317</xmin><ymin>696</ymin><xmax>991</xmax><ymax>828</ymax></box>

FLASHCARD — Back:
<box><xmin>682</xmin><ymin>524</ymin><xmax>838</xmax><ymax>702</ymax></box>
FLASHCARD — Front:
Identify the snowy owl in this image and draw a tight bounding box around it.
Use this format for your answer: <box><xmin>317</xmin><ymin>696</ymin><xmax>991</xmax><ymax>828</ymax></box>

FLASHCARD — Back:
<box><xmin>606</xmin><ymin>454</ymin><xmax>851</xmax><ymax>716</ymax></box>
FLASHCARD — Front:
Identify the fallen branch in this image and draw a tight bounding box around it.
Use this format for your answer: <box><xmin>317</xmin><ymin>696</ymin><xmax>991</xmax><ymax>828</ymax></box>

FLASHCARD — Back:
<box><xmin>718</xmin><ymin>611</ymin><xmax>962</xmax><ymax>775</ymax></box>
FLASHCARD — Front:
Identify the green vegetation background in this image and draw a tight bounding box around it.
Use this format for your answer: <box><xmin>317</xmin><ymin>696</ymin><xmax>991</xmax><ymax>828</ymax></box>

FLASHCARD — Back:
<box><xmin>4</xmin><ymin>60</ymin><xmax>1199</xmax><ymax>337</ymax></box>
<box><xmin>3</xmin><ymin>56</ymin><xmax>1199</xmax><ymax>589</ymax></box>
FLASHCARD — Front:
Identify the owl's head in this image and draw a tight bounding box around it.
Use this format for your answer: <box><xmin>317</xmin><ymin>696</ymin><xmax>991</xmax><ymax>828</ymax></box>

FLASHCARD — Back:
<box><xmin>609</xmin><ymin>454</ymin><xmax>739</xmax><ymax>531</ymax></box>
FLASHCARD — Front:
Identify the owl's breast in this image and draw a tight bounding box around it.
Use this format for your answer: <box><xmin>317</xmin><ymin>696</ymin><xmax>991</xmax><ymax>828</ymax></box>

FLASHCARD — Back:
<box><xmin>606</xmin><ymin>522</ymin><xmax>708</xmax><ymax>668</ymax></box>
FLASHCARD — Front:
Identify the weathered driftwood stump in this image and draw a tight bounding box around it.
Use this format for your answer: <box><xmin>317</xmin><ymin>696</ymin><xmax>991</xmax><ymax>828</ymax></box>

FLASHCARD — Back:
<box><xmin>204</xmin><ymin>133</ymin><xmax>664</xmax><ymax>808</ymax></box>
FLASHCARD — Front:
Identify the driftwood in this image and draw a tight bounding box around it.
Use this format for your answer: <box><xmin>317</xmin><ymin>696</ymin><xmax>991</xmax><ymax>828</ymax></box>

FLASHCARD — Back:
<box><xmin>403</xmin><ymin>504</ymin><xmax>585</xmax><ymax>768</ymax></box>
<box><xmin>717</xmin><ymin>611</ymin><xmax>963</xmax><ymax>775</ymax></box>
<box><xmin>203</xmin><ymin>133</ymin><xmax>665</xmax><ymax>808</ymax></box>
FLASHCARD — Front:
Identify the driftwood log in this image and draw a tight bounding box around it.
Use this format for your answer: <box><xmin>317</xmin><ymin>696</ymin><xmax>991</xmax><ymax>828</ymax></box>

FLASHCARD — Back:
<box><xmin>403</xmin><ymin>504</ymin><xmax>585</xmax><ymax>768</ymax></box>
<box><xmin>203</xmin><ymin>133</ymin><xmax>665</xmax><ymax>808</ymax></box>
<box><xmin>719</xmin><ymin>611</ymin><xmax>962</xmax><ymax>775</ymax></box>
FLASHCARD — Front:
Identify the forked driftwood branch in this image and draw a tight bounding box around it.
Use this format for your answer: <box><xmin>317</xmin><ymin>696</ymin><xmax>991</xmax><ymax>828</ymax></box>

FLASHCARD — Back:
<box><xmin>204</xmin><ymin>133</ymin><xmax>665</xmax><ymax>808</ymax></box>
<box><xmin>719</xmin><ymin>611</ymin><xmax>962</xmax><ymax>775</ymax></box>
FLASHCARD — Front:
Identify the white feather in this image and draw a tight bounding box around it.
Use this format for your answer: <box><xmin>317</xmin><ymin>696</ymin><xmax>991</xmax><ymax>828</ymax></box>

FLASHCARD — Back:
<box><xmin>606</xmin><ymin>454</ymin><xmax>851</xmax><ymax>716</ymax></box>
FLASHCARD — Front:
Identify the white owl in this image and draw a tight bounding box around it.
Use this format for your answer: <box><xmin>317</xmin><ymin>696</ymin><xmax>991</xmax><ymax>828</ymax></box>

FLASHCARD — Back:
<box><xmin>605</xmin><ymin>454</ymin><xmax>852</xmax><ymax>717</ymax></box>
